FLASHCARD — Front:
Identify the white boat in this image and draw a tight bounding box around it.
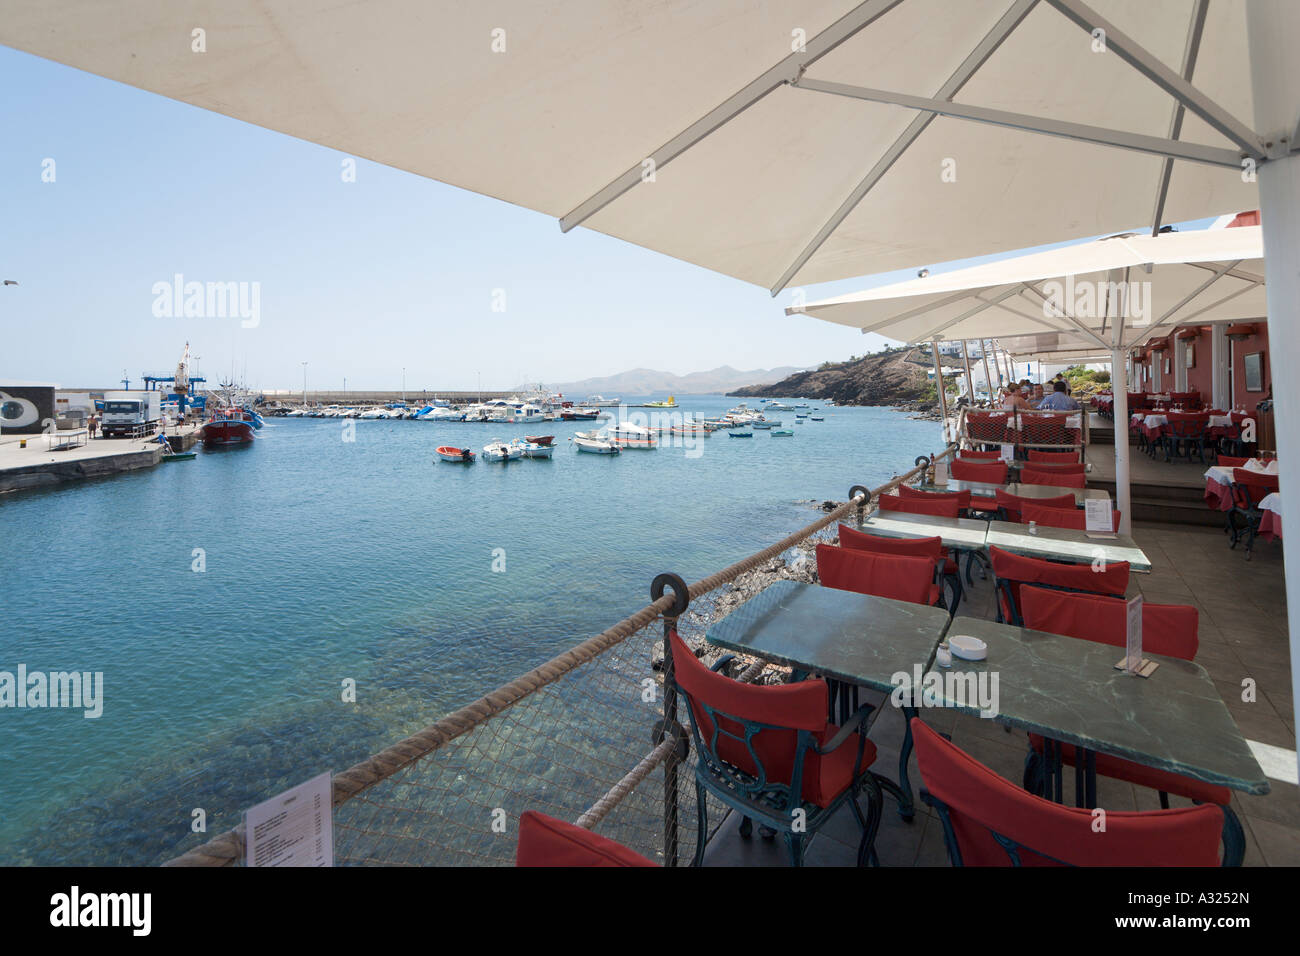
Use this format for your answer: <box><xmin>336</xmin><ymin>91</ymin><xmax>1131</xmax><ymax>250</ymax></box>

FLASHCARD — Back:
<box><xmin>573</xmin><ymin>435</ymin><xmax>620</xmax><ymax>454</ymax></box>
<box><xmin>767</xmin><ymin>402</ymin><xmax>794</xmax><ymax>411</ymax></box>
<box><xmin>607</xmin><ymin>422</ymin><xmax>657</xmax><ymax>448</ymax></box>
<box><xmin>512</xmin><ymin>402</ymin><xmax>546</xmax><ymax>424</ymax></box>
<box><xmin>359</xmin><ymin>407</ymin><xmax>385</xmax><ymax>419</ymax></box>
<box><xmin>512</xmin><ymin>439</ymin><xmax>555</xmax><ymax>459</ymax></box>
<box><xmin>483</xmin><ymin>439</ymin><xmax>521</xmax><ymax>461</ymax></box>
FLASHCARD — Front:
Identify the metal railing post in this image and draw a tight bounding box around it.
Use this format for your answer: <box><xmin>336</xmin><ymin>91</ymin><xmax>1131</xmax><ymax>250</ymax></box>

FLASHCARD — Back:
<box><xmin>651</xmin><ymin>572</ymin><xmax>690</xmax><ymax>867</ymax></box>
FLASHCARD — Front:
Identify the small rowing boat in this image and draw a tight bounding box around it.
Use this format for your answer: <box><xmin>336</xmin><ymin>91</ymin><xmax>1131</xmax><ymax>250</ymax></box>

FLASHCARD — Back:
<box><xmin>771</xmin><ymin>429</ymin><xmax>793</xmax><ymax>437</ymax></box>
<box><xmin>728</xmin><ymin>430</ymin><xmax>752</xmax><ymax>438</ymax></box>
<box><xmin>437</xmin><ymin>445</ymin><xmax>475</xmax><ymax>463</ymax></box>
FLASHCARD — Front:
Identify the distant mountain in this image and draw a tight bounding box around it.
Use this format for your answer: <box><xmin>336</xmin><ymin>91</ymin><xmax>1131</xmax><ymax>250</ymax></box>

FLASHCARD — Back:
<box><xmin>532</xmin><ymin>365</ymin><xmax>801</xmax><ymax>397</ymax></box>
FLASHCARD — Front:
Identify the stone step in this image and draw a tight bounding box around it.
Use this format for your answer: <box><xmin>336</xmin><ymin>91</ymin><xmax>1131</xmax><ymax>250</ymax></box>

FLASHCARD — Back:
<box><xmin>1126</xmin><ymin>495</ymin><xmax>1224</xmax><ymax>527</ymax></box>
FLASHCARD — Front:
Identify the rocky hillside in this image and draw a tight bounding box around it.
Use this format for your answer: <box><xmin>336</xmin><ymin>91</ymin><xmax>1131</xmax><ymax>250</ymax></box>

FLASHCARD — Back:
<box><xmin>731</xmin><ymin>347</ymin><xmax>961</xmax><ymax>411</ymax></box>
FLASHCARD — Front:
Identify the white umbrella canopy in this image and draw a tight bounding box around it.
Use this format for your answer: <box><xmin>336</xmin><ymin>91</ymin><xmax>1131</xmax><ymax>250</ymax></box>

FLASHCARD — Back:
<box><xmin>0</xmin><ymin>0</ymin><xmax>1263</xmax><ymax>291</ymax></box>
<box><xmin>788</xmin><ymin>225</ymin><xmax>1267</xmax><ymax>350</ymax></box>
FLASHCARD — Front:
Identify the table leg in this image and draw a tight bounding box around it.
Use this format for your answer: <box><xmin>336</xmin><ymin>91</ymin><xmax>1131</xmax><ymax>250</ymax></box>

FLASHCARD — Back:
<box><xmin>886</xmin><ymin>705</ymin><xmax>918</xmax><ymax>822</ymax></box>
<box><xmin>1085</xmin><ymin>749</ymin><xmax>1097</xmax><ymax>810</ymax></box>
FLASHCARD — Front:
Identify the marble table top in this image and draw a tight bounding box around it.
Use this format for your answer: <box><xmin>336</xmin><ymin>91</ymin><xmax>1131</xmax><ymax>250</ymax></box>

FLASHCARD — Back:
<box><xmin>705</xmin><ymin>580</ymin><xmax>952</xmax><ymax>694</ymax></box>
<box><xmin>927</xmin><ymin>616</ymin><xmax>1268</xmax><ymax>795</ymax></box>
<box><xmin>984</xmin><ymin>520</ymin><xmax>1151</xmax><ymax>572</ymax></box>
<box><xmin>856</xmin><ymin>509</ymin><xmax>992</xmax><ymax>551</ymax></box>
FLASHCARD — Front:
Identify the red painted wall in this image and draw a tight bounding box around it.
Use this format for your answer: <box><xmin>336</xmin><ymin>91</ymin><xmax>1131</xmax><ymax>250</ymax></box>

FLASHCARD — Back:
<box><xmin>1231</xmin><ymin>325</ymin><xmax>1271</xmax><ymax>409</ymax></box>
<box><xmin>1180</xmin><ymin>331</ymin><xmax>1214</xmax><ymax>402</ymax></box>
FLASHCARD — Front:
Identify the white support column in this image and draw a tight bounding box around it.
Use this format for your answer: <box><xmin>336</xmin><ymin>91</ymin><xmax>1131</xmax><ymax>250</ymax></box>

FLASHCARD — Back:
<box><xmin>1210</xmin><ymin>323</ymin><xmax>1230</xmax><ymax>409</ymax></box>
<box><xmin>1248</xmin><ymin>0</ymin><xmax>1300</xmax><ymax>774</ymax></box>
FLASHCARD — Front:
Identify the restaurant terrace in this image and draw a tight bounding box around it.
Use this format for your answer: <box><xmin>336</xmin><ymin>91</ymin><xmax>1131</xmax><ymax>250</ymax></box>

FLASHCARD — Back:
<box><xmin>4</xmin><ymin>0</ymin><xmax>1296</xmax><ymax>868</ymax></box>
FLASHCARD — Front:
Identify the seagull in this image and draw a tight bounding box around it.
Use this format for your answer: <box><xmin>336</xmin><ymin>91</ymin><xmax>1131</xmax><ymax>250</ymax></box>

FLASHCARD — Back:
<box><xmin>2</xmin><ymin>280</ymin><xmax>17</xmax><ymax>286</ymax></box>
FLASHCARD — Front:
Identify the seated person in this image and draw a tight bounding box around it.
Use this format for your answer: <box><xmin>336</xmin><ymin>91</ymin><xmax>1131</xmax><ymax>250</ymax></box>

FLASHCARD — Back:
<box><xmin>1037</xmin><ymin>380</ymin><xmax>1081</xmax><ymax>410</ymax></box>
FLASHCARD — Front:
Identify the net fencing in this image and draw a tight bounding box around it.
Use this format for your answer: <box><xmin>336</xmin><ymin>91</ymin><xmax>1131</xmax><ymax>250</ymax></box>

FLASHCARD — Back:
<box><xmin>164</xmin><ymin>446</ymin><xmax>955</xmax><ymax>867</ymax></box>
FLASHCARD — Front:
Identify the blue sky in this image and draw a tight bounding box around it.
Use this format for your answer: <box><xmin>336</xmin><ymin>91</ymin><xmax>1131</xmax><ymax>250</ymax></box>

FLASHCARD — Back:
<box><xmin>0</xmin><ymin>45</ymin><xmax>1211</xmax><ymax>392</ymax></box>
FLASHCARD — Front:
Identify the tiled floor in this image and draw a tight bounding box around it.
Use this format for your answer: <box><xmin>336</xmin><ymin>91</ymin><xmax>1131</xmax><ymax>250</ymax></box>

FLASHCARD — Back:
<box><xmin>701</xmin><ymin>520</ymin><xmax>1297</xmax><ymax>866</ymax></box>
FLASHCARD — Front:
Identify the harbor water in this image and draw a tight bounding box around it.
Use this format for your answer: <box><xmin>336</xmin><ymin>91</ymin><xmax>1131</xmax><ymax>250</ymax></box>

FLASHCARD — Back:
<box><xmin>0</xmin><ymin>396</ymin><xmax>940</xmax><ymax>864</ymax></box>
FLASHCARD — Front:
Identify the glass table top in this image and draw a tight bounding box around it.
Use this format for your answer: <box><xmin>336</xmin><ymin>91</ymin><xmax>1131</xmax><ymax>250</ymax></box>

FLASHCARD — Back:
<box><xmin>925</xmin><ymin>616</ymin><xmax>1267</xmax><ymax>794</ymax></box>
<box><xmin>984</xmin><ymin>520</ymin><xmax>1152</xmax><ymax>572</ymax></box>
<box><xmin>704</xmin><ymin>580</ymin><xmax>952</xmax><ymax>694</ymax></box>
<box><xmin>856</xmin><ymin>509</ymin><xmax>992</xmax><ymax>550</ymax></box>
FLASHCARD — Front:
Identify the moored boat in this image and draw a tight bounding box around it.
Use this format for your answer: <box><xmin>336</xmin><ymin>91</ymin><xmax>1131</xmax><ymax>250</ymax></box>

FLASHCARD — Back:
<box><xmin>437</xmin><ymin>445</ymin><xmax>476</xmax><ymax>463</ymax></box>
<box><xmin>513</xmin><ymin>439</ymin><xmax>555</xmax><ymax>459</ymax></box>
<box><xmin>573</xmin><ymin>435</ymin><xmax>620</xmax><ymax>454</ymax></box>
<box><xmin>200</xmin><ymin>407</ymin><xmax>257</xmax><ymax>446</ymax></box>
<box><xmin>607</xmin><ymin>422</ymin><xmax>657</xmax><ymax>448</ymax></box>
<box><xmin>483</xmin><ymin>440</ymin><xmax>521</xmax><ymax>462</ymax></box>
<box><xmin>524</xmin><ymin>435</ymin><xmax>555</xmax><ymax>446</ymax></box>
<box><xmin>771</xmin><ymin>429</ymin><xmax>794</xmax><ymax>437</ymax></box>
<box><xmin>728</xmin><ymin>430</ymin><xmax>752</xmax><ymax>438</ymax></box>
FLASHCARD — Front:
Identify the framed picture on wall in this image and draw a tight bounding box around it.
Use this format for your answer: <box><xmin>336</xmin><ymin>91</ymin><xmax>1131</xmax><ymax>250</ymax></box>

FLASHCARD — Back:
<box><xmin>1185</xmin><ymin>343</ymin><xmax>1195</xmax><ymax>368</ymax></box>
<box><xmin>1245</xmin><ymin>352</ymin><xmax>1264</xmax><ymax>392</ymax></box>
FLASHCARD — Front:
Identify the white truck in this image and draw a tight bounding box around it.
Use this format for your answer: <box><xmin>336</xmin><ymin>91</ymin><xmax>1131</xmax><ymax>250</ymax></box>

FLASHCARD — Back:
<box><xmin>100</xmin><ymin>391</ymin><xmax>162</xmax><ymax>438</ymax></box>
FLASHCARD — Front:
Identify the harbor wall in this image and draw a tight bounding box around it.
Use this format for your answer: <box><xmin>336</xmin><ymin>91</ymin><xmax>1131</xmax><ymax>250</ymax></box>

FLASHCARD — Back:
<box><xmin>0</xmin><ymin>445</ymin><xmax>163</xmax><ymax>494</ymax></box>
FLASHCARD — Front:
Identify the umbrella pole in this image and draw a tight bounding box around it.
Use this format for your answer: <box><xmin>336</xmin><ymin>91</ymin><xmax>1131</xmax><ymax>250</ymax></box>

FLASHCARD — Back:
<box><xmin>961</xmin><ymin>340</ymin><xmax>975</xmax><ymax>407</ymax></box>
<box><xmin>931</xmin><ymin>339</ymin><xmax>950</xmax><ymax>439</ymax></box>
<box><xmin>1111</xmin><ymin>347</ymin><xmax>1132</xmax><ymax>537</ymax></box>
<box><xmin>1248</xmin><ymin>0</ymin><xmax>1300</xmax><ymax>780</ymax></box>
<box><xmin>981</xmin><ymin>340</ymin><xmax>995</xmax><ymax>405</ymax></box>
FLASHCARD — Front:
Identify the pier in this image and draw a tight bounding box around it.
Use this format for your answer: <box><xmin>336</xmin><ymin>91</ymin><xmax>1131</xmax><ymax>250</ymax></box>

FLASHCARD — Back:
<box><xmin>0</xmin><ymin>424</ymin><xmax>202</xmax><ymax>494</ymax></box>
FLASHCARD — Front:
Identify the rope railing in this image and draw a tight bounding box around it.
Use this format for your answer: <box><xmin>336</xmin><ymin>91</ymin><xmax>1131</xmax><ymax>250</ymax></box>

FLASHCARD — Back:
<box><xmin>163</xmin><ymin>442</ymin><xmax>957</xmax><ymax>867</ymax></box>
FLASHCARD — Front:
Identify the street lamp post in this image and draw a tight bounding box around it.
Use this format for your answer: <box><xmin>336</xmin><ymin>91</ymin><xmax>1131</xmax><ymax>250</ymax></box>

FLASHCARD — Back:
<box><xmin>302</xmin><ymin>362</ymin><xmax>308</xmax><ymax>406</ymax></box>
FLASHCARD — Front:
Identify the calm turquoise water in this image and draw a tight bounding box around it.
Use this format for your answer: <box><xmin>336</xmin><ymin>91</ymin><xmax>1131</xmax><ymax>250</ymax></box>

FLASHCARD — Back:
<box><xmin>0</xmin><ymin>396</ymin><xmax>939</xmax><ymax>864</ymax></box>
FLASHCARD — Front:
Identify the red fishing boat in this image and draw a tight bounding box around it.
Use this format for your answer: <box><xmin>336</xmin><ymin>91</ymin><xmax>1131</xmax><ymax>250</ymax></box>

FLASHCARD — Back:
<box><xmin>200</xmin><ymin>407</ymin><xmax>258</xmax><ymax>446</ymax></box>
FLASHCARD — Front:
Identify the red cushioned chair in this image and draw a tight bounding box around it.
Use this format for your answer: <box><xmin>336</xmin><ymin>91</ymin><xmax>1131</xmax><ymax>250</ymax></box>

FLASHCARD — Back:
<box><xmin>1164</xmin><ymin>413</ymin><xmax>1212</xmax><ymax>464</ymax></box>
<box><xmin>838</xmin><ymin>524</ymin><xmax>962</xmax><ymax>615</ymax></box>
<box><xmin>993</xmin><ymin>488</ymin><xmax>1077</xmax><ymax>524</ymax></box>
<box><xmin>1229</xmin><ymin>468</ymin><xmax>1280</xmax><ymax>559</ymax></box>
<box><xmin>879</xmin><ymin>493</ymin><xmax>959</xmax><ymax>519</ymax></box>
<box><xmin>898</xmin><ymin>484</ymin><xmax>971</xmax><ymax>510</ymax></box>
<box><xmin>1026</xmin><ymin>450</ymin><xmax>1081</xmax><ymax>464</ymax></box>
<box><xmin>959</xmin><ymin>449</ymin><xmax>1002</xmax><ymax>460</ymax></box>
<box><xmin>950</xmin><ymin>459</ymin><xmax>1009</xmax><ymax>484</ymax></box>
<box><xmin>1216</xmin><ymin>456</ymin><xmax>1250</xmax><ymax>468</ymax></box>
<box><xmin>516</xmin><ymin>811</ymin><xmax>658</xmax><ymax>867</ymax></box>
<box><xmin>1019</xmin><ymin>461</ymin><xmax>1086</xmax><ymax>474</ymax></box>
<box><xmin>902</xmin><ymin>481</ymin><xmax>997</xmax><ymax>518</ymax></box>
<box><xmin>1019</xmin><ymin>467</ymin><xmax>1087</xmax><ymax>488</ymax></box>
<box><xmin>1020</xmin><ymin>502</ymin><xmax>1119</xmax><ymax>532</ymax></box>
<box><xmin>669</xmin><ymin>630</ymin><xmax>883</xmax><ymax>867</ymax></box>
<box><xmin>987</xmin><ymin>544</ymin><xmax>1129</xmax><ymax>626</ymax></box>
<box><xmin>1017</xmin><ymin>588</ymin><xmax>1245</xmax><ymax>865</ymax></box>
<box><xmin>911</xmin><ymin>718</ymin><xmax>1228</xmax><ymax>866</ymax></box>
<box><xmin>815</xmin><ymin>544</ymin><xmax>942</xmax><ymax>608</ymax></box>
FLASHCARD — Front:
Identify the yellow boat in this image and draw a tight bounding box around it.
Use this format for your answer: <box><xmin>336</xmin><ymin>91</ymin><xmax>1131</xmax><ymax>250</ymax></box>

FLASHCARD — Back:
<box><xmin>644</xmin><ymin>395</ymin><xmax>677</xmax><ymax>408</ymax></box>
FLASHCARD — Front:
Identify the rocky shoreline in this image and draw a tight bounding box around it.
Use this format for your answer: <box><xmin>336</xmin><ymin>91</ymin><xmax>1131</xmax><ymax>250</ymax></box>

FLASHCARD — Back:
<box><xmin>654</xmin><ymin>528</ymin><xmax>835</xmax><ymax>684</ymax></box>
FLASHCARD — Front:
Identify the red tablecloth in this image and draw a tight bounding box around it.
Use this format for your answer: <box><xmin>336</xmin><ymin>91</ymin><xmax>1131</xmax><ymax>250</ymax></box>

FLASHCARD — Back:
<box><xmin>1204</xmin><ymin>477</ymin><xmax>1234</xmax><ymax>512</ymax></box>
<box><xmin>1259</xmin><ymin>511</ymin><xmax>1282</xmax><ymax>540</ymax></box>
